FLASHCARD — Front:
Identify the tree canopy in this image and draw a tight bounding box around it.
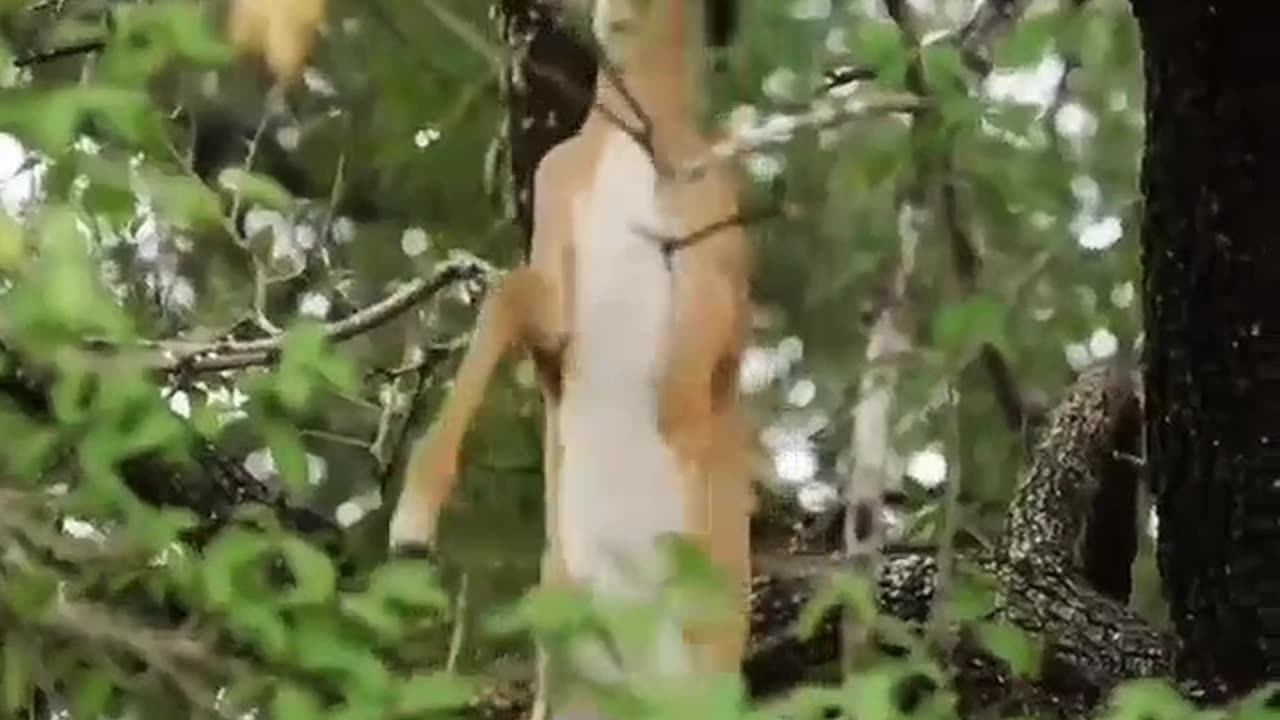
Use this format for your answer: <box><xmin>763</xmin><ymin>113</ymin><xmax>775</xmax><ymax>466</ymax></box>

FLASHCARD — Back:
<box><xmin>0</xmin><ymin>0</ymin><xmax>1264</xmax><ymax>719</ymax></box>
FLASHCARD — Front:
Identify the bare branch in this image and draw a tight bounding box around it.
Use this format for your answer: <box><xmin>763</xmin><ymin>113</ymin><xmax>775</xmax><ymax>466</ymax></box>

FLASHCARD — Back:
<box><xmin>84</xmin><ymin>255</ymin><xmax>492</xmax><ymax>375</ymax></box>
<box><xmin>955</xmin><ymin>0</ymin><xmax>1036</xmax><ymax>75</ymax></box>
<box><xmin>13</xmin><ymin>39</ymin><xmax>104</xmax><ymax>68</ymax></box>
<box><xmin>680</xmin><ymin>90</ymin><xmax>925</xmax><ymax>181</ymax></box>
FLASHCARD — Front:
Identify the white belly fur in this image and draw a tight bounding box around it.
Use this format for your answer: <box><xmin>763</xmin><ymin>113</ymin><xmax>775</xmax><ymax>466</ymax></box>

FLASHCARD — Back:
<box><xmin>558</xmin><ymin>130</ymin><xmax>691</xmax><ymax>680</ymax></box>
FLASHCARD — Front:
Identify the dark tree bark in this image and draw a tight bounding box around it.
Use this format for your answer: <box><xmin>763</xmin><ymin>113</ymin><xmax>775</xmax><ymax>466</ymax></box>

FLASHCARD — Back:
<box><xmin>499</xmin><ymin>0</ymin><xmax>597</xmax><ymax>255</ymax></box>
<box><xmin>1132</xmin><ymin>0</ymin><xmax>1280</xmax><ymax>700</ymax></box>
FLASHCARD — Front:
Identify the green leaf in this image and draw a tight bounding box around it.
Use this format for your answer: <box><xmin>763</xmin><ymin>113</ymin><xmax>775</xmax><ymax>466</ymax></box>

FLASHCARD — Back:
<box><xmin>140</xmin><ymin>170</ymin><xmax>224</xmax><ymax>231</ymax></box>
<box><xmin>201</xmin><ymin>528</ymin><xmax>272</xmax><ymax>609</ymax></box>
<box><xmin>922</xmin><ymin>43</ymin><xmax>971</xmax><ymax>99</ymax></box>
<box><xmin>367</xmin><ymin>559</ymin><xmax>450</xmax><ymax>612</ymax></box>
<box><xmin>128</xmin><ymin>506</ymin><xmax>199</xmax><ymax>554</ymax></box>
<box><xmin>394</xmin><ymin>672</ymin><xmax>476</xmax><ymax>716</ymax></box>
<box><xmin>994</xmin><ymin>13</ymin><xmax>1060</xmax><ymax>68</ymax></box>
<box><xmin>290</xmin><ymin>618</ymin><xmax>393</xmax><ymax>698</ymax></box>
<box><xmin>853</xmin><ymin>20</ymin><xmax>908</xmax><ymax>87</ymax></box>
<box><xmin>488</xmin><ymin>585</ymin><xmax>595</xmax><ymax>638</ymax></box>
<box><xmin>273</xmin><ymin>683</ymin><xmax>325</xmax><ymax>720</ymax></box>
<box><xmin>75</xmin><ymin>86</ymin><xmax>157</xmax><ymax>146</ymax></box>
<box><xmin>797</xmin><ymin>572</ymin><xmax>877</xmax><ymax>640</ymax></box>
<box><xmin>276</xmin><ymin>323</ymin><xmax>326</xmax><ymax>411</ymax></box>
<box><xmin>637</xmin><ymin>672</ymin><xmax>746</xmax><ymax>720</ymax></box>
<box><xmin>218</xmin><ymin>168</ymin><xmax>297</xmax><ymax>211</ymax></box>
<box><xmin>227</xmin><ymin>602</ymin><xmax>290</xmax><ymax>660</ymax></box>
<box><xmin>158</xmin><ymin>2</ymin><xmax>235</xmax><ymax>65</ymax></box>
<box><xmin>279</xmin><ymin>536</ymin><xmax>337</xmax><ymax>606</ymax></box>
<box><xmin>944</xmin><ymin>570</ymin><xmax>998</xmax><ymax>624</ymax></box>
<box><xmin>973</xmin><ymin>621</ymin><xmax>1043</xmax><ymax>680</ymax></box>
<box><xmin>659</xmin><ymin>535</ymin><xmax>732</xmax><ymax>611</ymax></box>
<box><xmin>263</xmin><ymin>420</ymin><xmax>309</xmax><ymax>493</ymax></box>
<box><xmin>2</xmin><ymin>637</ymin><xmax>32</xmax><ymax>713</ymax></box>
<box><xmin>840</xmin><ymin>665</ymin><xmax>899</xmax><ymax>720</ymax></box>
<box><xmin>2</xmin><ymin>565</ymin><xmax>59</xmax><ymax>620</ymax></box>
<box><xmin>341</xmin><ymin>593</ymin><xmax>405</xmax><ymax>640</ymax></box>
<box><xmin>0</xmin><ymin>89</ymin><xmax>80</xmax><ymax>154</ymax></box>
<box><xmin>191</xmin><ymin>402</ymin><xmax>224</xmax><ymax>439</ymax></box>
<box><xmin>70</xmin><ymin>667</ymin><xmax>114</xmax><ymax>720</ymax></box>
<box><xmin>1230</xmin><ymin>683</ymin><xmax>1280</xmax><ymax>720</ymax></box>
<box><xmin>931</xmin><ymin>295</ymin><xmax>1008</xmax><ymax>360</ymax></box>
<box><xmin>1103</xmin><ymin>679</ymin><xmax>1197</xmax><ymax>720</ymax></box>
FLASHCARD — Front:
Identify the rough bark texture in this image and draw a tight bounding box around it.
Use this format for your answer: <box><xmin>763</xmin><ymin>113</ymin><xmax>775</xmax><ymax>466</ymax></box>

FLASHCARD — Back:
<box><xmin>1131</xmin><ymin>0</ymin><xmax>1280</xmax><ymax>700</ymax></box>
<box><xmin>461</xmin><ymin>367</ymin><xmax>1173</xmax><ymax>719</ymax></box>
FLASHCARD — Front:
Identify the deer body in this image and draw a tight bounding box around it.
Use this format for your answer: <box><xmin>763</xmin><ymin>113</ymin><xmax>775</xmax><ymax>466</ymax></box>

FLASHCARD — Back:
<box><xmin>388</xmin><ymin>1</ymin><xmax>752</xmax><ymax>715</ymax></box>
<box><xmin>560</xmin><ymin>128</ymin><xmax>685</xmax><ymax>602</ymax></box>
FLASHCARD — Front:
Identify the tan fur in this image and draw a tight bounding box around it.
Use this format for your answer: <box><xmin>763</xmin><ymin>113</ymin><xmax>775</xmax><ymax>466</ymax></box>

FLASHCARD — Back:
<box><xmin>389</xmin><ymin>0</ymin><xmax>754</xmax><ymax>709</ymax></box>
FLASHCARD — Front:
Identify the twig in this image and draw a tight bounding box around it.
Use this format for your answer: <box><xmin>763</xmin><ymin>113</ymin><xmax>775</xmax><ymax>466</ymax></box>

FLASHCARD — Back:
<box><xmin>232</xmin><ymin>107</ymin><xmax>283</xmax><ymax>335</ymax></box>
<box><xmin>371</xmin><ymin>337</ymin><xmax>469</xmax><ymax>380</ymax></box>
<box><xmin>927</xmin><ymin>388</ymin><xmax>964</xmax><ymax>647</ymax></box>
<box><xmin>301</xmin><ymin>428</ymin><xmax>372</xmax><ymax>450</ymax></box>
<box><xmin>955</xmin><ymin>0</ymin><xmax>1036</xmax><ymax>75</ymax></box>
<box><xmin>13</xmin><ymin>39</ymin><xmax>105</xmax><ymax>68</ymax></box>
<box><xmin>822</xmin><ymin>64</ymin><xmax>879</xmax><ymax>91</ymax></box>
<box><xmin>679</xmin><ymin>91</ymin><xmax>925</xmax><ymax>181</ymax></box>
<box><xmin>445</xmin><ymin>573</ymin><xmax>470</xmax><ymax>673</ymax></box>
<box><xmin>372</xmin><ymin>335</ymin><xmax>432</xmax><ymax>476</ymax></box>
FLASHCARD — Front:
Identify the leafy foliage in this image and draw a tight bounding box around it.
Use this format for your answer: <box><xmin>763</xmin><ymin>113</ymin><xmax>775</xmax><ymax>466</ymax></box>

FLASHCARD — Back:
<box><xmin>0</xmin><ymin>0</ymin><xmax>1236</xmax><ymax>717</ymax></box>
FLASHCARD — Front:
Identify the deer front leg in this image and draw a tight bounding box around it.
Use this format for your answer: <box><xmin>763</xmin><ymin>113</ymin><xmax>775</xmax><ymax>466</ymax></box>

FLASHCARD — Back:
<box><xmin>388</xmin><ymin>267</ymin><xmax>565</xmax><ymax>550</ymax></box>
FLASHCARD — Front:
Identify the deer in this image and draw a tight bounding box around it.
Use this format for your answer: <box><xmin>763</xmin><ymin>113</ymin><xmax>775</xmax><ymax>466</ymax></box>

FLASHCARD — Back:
<box><xmin>388</xmin><ymin>1</ymin><xmax>754</xmax><ymax>716</ymax></box>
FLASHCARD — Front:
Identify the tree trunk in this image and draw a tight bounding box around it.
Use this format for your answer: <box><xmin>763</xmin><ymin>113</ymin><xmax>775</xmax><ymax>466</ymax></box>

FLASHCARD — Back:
<box><xmin>499</xmin><ymin>0</ymin><xmax>596</xmax><ymax>255</ymax></box>
<box><xmin>1133</xmin><ymin>0</ymin><xmax>1280</xmax><ymax>699</ymax></box>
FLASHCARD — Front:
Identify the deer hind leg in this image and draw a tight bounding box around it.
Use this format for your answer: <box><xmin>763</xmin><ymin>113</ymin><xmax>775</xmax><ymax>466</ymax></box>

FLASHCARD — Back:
<box><xmin>388</xmin><ymin>267</ymin><xmax>565</xmax><ymax>550</ymax></box>
<box><xmin>703</xmin><ymin>404</ymin><xmax>753</xmax><ymax>674</ymax></box>
<box><xmin>660</xmin><ymin>260</ymin><xmax>753</xmax><ymax>676</ymax></box>
<box><xmin>673</xmin><ymin>405</ymin><xmax>753</xmax><ymax>676</ymax></box>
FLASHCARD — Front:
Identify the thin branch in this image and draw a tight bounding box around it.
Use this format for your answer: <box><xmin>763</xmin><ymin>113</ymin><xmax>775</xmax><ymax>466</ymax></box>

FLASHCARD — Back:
<box><xmin>632</xmin><ymin>204</ymin><xmax>790</xmax><ymax>254</ymax></box>
<box><xmin>822</xmin><ymin>64</ymin><xmax>879</xmax><ymax>91</ymax></box>
<box><xmin>47</xmin><ymin>602</ymin><xmax>228</xmax><ymax>699</ymax></box>
<box><xmin>371</xmin><ymin>334</ymin><xmax>449</xmax><ymax>479</ymax></box>
<box><xmin>84</xmin><ymin>255</ymin><xmax>492</xmax><ymax>375</ymax></box>
<box><xmin>927</xmin><ymin>388</ymin><xmax>964</xmax><ymax>647</ymax></box>
<box><xmin>445</xmin><ymin>573</ymin><xmax>470</xmax><ymax>673</ymax></box>
<box><xmin>838</xmin><ymin>0</ymin><xmax>930</xmax><ymax>673</ymax></box>
<box><xmin>13</xmin><ymin>39</ymin><xmax>105</xmax><ymax>68</ymax></box>
<box><xmin>955</xmin><ymin>0</ymin><xmax>1036</xmax><ymax>76</ymax></box>
<box><xmin>0</xmin><ymin>535</ymin><xmax>234</xmax><ymax>715</ymax></box>
<box><xmin>680</xmin><ymin>90</ymin><xmax>925</xmax><ymax>181</ymax></box>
